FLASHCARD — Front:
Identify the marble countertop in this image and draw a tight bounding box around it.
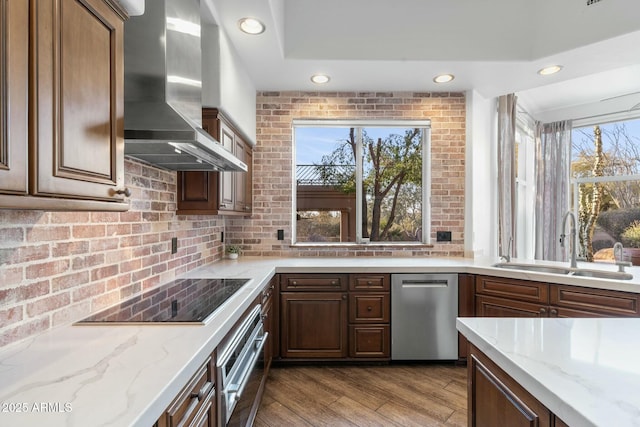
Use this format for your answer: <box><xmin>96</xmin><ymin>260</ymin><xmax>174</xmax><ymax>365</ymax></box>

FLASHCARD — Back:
<box><xmin>457</xmin><ymin>317</ymin><xmax>640</xmax><ymax>427</ymax></box>
<box><xmin>2</xmin><ymin>255</ymin><xmax>640</xmax><ymax>426</ymax></box>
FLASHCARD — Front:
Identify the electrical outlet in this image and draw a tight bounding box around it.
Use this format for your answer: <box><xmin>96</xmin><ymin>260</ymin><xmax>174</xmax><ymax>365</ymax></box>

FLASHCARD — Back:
<box><xmin>221</xmin><ymin>231</ymin><xmax>224</xmax><ymax>243</ymax></box>
<box><xmin>171</xmin><ymin>237</ymin><xmax>178</xmax><ymax>254</ymax></box>
<box><xmin>277</xmin><ymin>229</ymin><xmax>284</xmax><ymax>240</ymax></box>
<box><xmin>436</xmin><ymin>231</ymin><xmax>452</xmax><ymax>242</ymax></box>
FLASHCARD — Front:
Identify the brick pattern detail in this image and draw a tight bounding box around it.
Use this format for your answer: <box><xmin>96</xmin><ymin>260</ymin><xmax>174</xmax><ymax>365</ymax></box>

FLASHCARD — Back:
<box><xmin>0</xmin><ymin>159</ymin><xmax>224</xmax><ymax>347</ymax></box>
<box><xmin>230</xmin><ymin>91</ymin><xmax>466</xmax><ymax>257</ymax></box>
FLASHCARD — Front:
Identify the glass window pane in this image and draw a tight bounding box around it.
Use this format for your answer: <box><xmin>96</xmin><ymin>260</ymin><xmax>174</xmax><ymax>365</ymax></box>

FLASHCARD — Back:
<box><xmin>571</xmin><ymin>118</ymin><xmax>640</xmax><ymax>262</ymax></box>
<box><xmin>362</xmin><ymin>127</ymin><xmax>423</xmax><ymax>242</ymax></box>
<box><xmin>295</xmin><ymin>127</ymin><xmax>356</xmax><ymax>243</ymax></box>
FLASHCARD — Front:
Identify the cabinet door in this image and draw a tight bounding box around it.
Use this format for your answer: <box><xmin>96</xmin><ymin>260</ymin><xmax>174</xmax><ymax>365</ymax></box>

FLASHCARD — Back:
<box><xmin>476</xmin><ymin>295</ymin><xmax>547</xmax><ymax>317</ymax></box>
<box><xmin>0</xmin><ymin>0</ymin><xmax>28</xmax><ymax>195</ymax></box>
<box><xmin>469</xmin><ymin>345</ymin><xmax>551</xmax><ymax>427</ymax></box>
<box><xmin>280</xmin><ymin>292</ymin><xmax>348</xmax><ymax>358</ymax></box>
<box><xmin>218</xmin><ymin>119</ymin><xmax>235</xmax><ymax>211</ymax></box>
<box><xmin>233</xmin><ymin>134</ymin><xmax>247</xmax><ymax>212</ymax></box>
<box><xmin>176</xmin><ymin>171</ymin><xmax>219</xmax><ymax>214</ymax></box>
<box><xmin>32</xmin><ymin>0</ymin><xmax>125</xmax><ymax>201</ymax></box>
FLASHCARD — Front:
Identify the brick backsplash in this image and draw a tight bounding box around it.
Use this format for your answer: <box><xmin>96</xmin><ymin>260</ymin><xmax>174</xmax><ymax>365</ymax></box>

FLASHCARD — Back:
<box><xmin>229</xmin><ymin>91</ymin><xmax>466</xmax><ymax>257</ymax></box>
<box><xmin>0</xmin><ymin>159</ymin><xmax>224</xmax><ymax>347</ymax></box>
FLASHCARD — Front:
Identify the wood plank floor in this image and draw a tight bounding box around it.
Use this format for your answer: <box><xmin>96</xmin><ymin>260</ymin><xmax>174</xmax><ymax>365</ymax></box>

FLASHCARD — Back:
<box><xmin>254</xmin><ymin>363</ymin><xmax>468</xmax><ymax>427</ymax></box>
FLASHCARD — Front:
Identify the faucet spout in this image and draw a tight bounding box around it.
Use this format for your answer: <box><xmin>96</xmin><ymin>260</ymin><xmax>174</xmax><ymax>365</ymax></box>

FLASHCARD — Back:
<box><xmin>560</xmin><ymin>211</ymin><xmax>578</xmax><ymax>269</ymax></box>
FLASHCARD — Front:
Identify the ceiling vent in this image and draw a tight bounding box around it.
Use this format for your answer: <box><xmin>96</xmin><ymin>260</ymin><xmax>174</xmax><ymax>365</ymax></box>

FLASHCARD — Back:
<box><xmin>586</xmin><ymin>0</ymin><xmax>602</xmax><ymax>5</ymax></box>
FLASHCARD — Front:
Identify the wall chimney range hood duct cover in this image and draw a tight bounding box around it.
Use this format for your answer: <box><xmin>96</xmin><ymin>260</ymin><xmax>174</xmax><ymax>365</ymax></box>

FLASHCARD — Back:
<box><xmin>123</xmin><ymin>0</ymin><xmax>247</xmax><ymax>172</ymax></box>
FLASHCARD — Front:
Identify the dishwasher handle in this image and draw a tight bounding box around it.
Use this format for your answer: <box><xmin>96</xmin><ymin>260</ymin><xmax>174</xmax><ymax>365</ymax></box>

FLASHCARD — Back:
<box><xmin>401</xmin><ymin>279</ymin><xmax>449</xmax><ymax>288</ymax></box>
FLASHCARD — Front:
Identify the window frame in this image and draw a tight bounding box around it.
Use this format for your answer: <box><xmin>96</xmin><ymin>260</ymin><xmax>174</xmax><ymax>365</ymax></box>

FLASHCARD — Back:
<box><xmin>292</xmin><ymin>119</ymin><xmax>432</xmax><ymax>245</ymax></box>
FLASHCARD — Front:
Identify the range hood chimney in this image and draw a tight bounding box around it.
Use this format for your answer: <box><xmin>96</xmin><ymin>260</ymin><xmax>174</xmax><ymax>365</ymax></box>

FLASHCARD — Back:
<box><xmin>123</xmin><ymin>0</ymin><xmax>246</xmax><ymax>172</ymax></box>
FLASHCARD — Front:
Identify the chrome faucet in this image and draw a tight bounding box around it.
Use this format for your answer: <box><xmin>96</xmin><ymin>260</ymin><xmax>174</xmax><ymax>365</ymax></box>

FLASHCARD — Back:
<box><xmin>560</xmin><ymin>211</ymin><xmax>578</xmax><ymax>269</ymax></box>
<box><xmin>613</xmin><ymin>242</ymin><xmax>632</xmax><ymax>273</ymax></box>
<box><xmin>499</xmin><ymin>236</ymin><xmax>513</xmax><ymax>263</ymax></box>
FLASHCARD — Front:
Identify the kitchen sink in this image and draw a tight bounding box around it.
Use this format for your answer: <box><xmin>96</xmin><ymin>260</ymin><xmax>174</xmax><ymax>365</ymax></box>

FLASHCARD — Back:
<box><xmin>492</xmin><ymin>262</ymin><xmax>633</xmax><ymax>280</ymax></box>
<box><xmin>491</xmin><ymin>263</ymin><xmax>573</xmax><ymax>275</ymax></box>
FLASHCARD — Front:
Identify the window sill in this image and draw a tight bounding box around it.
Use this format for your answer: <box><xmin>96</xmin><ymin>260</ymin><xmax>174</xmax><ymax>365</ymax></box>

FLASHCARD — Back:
<box><xmin>291</xmin><ymin>242</ymin><xmax>435</xmax><ymax>249</ymax></box>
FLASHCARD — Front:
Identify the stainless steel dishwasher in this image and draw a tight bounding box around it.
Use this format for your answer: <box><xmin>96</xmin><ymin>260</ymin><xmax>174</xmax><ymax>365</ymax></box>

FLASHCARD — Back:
<box><xmin>391</xmin><ymin>273</ymin><xmax>458</xmax><ymax>360</ymax></box>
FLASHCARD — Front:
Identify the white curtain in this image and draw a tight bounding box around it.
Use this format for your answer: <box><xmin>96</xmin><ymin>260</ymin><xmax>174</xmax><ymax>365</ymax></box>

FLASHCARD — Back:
<box><xmin>534</xmin><ymin>120</ymin><xmax>572</xmax><ymax>261</ymax></box>
<box><xmin>497</xmin><ymin>94</ymin><xmax>517</xmax><ymax>259</ymax></box>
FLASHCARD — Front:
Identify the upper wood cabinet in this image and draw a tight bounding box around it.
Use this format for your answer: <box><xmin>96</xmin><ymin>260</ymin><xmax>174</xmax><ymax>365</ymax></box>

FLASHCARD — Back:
<box><xmin>0</xmin><ymin>0</ymin><xmax>129</xmax><ymax>211</ymax></box>
<box><xmin>0</xmin><ymin>0</ymin><xmax>29</xmax><ymax>196</ymax></box>
<box><xmin>176</xmin><ymin>108</ymin><xmax>253</xmax><ymax>216</ymax></box>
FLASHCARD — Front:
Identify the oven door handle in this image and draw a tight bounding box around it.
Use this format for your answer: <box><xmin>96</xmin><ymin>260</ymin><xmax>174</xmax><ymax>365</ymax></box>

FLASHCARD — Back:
<box><xmin>226</xmin><ymin>332</ymin><xmax>269</xmax><ymax>402</ymax></box>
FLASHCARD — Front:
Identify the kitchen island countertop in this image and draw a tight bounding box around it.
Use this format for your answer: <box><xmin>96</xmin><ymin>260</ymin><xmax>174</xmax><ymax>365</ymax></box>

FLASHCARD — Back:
<box><xmin>2</xmin><ymin>255</ymin><xmax>640</xmax><ymax>426</ymax></box>
<box><xmin>457</xmin><ymin>316</ymin><xmax>640</xmax><ymax>427</ymax></box>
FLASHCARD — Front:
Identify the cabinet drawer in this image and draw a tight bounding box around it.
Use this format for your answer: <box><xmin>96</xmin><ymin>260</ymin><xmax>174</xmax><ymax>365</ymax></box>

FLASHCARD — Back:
<box><xmin>280</xmin><ymin>274</ymin><xmax>348</xmax><ymax>291</ymax></box>
<box><xmin>164</xmin><ymin>357</ymin><xmax>215</xmax><ymax>427</ymax></box>
<box><xmin>476</xmin><ymin>295</ymin><xmax>547</xmax><ymax>318</ymax></box>
<box><xmin>550</xmin><ymin>285</ymin><xmax>640</xmax><ymax>317</ymax></box>
<box><xmin>349</xmin><ymin>293</ymin><xmax>390</xmax><ymax>323</ymax></box>
<box><xmin>475</xmin><ymin>276</ymin><xmax>549</xmax><ymax>304</ymax></box>
<box><xmin>349</xmin><ymin>325</ymin><xmax>390</xmax><ymax>358</ymax></box>
<box><xmin>349</xmin><ymin>274</ymin><xmax>390</xmax><ymax>291</ymax></box>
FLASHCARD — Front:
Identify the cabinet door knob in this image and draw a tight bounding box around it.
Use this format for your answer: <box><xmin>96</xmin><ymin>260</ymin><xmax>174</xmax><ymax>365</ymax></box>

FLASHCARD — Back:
<box><xmin>114</xmin><ymin>188</ymin><xmax>131</xmax><ymax>197</ymax></box>
<box><xmin>367</xmin><ymin>306</ymin><xmax>373</xmax><ymax>311</ymax></box>
<box><xmin>539</xmin><ymin>307</ymin><xmax>547</xmax><ymax>315</ymax></box>
<box><xmin>331</xmin><ymin>281</ymin><xmax>337</xmax><ymax>285</ymax></box>
<box><xmin>367</xmin><ymin>281</ymin><xmax>373</xmax><ymax>286</ymax></box>
<box><xmin>342</xmin><ymin>294</ymin><xmax>347</xmax><ymax>300</ymax></box>
<box><xmin>291</xmin><ymin>281</ymin><xmax>297</xmax><ymax>286</ymax></box>
<box><xmin>550</xmin><ymin>309</ymin><xmax>558</xmax><ymax>317</ymax></box>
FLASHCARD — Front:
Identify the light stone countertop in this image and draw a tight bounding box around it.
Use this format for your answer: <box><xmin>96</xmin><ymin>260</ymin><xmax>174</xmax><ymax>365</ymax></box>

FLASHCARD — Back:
<box><xmin>2</xmin><ymin>255</ymin><xmax>640</xmax><ymax>426</ymax></box>
<box><xmin>457</xmin><ymin>317</ymin><xmax>640</xmax><ymax>427</ymax></box>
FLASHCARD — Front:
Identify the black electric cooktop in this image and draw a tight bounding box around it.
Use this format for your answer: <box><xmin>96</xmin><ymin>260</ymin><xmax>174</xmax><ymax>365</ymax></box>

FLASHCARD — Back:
<box><xmin>76</xmin><ymin>278</ymin><xmax>250</xmax><ymax>324</ymax></box>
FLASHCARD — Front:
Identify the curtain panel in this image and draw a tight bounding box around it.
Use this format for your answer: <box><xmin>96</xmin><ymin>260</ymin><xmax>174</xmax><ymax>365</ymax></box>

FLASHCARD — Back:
<box><xmin>497</xmin><ymin>94</ymin><xmax>517</xmax><ymax>259</ymax></box>
<box><xmin>534</xmin><ymin>120</ymin><xmax>572</xmax><ymax>261</ymax></box>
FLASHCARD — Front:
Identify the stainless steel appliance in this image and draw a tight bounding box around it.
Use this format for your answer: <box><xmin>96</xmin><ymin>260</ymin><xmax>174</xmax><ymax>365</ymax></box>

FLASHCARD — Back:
<box><xmin>75</xmin><ymin>278</ymin><xmax>249</xmax><ymax>324</ymax></box>
<box><xmin>391</xmin><ymin>273</ymin><xmax>458</xmax><ymax>360</ymax></box>
<box><xmin>123</xmin><ymin>0</ymin><xmax>246</xmax><ymax>172</ymax></box>
<box><xmin>217</xmin><ymin>305</ymin><xmax>267</xmax><ymax>426</ymax></box>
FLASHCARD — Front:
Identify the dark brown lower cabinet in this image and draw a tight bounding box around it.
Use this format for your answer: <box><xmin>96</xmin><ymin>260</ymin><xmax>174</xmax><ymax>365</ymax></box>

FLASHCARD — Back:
<box><xmin>156</xmin><ymin>355</ymin><xmax>216</xmax><ymax>427</ymax></box>
<box><xmin>468</xmin><ymin>344</ymin><xmax>572</xmax><ymax>427</ymax></box>
<box><xmin>280</xmin><ymin>292</ymin><xmax>348</xmax><ymax>358</ymax></box>
<box><xmin>349</xmin><ymin>325</ymin><xmax>390</xmax><ymax>358</ymax></box>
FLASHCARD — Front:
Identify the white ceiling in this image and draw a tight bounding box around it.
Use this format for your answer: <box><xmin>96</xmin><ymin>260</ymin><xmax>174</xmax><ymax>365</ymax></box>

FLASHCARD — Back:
<box><xmin>203</xmin><ymin>0</ymin><xmax>640</xmax><ymax>122</ymax></box>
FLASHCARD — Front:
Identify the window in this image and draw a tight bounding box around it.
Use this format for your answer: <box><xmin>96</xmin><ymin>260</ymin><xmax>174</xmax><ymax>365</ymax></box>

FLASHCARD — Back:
<box><xmin>293</xmin><ymin>120</ymin><xmax>431</xmax><ymax>244</ymax></box>
<box><xmin>515</xmin><ymin>113</ymin><xmax>536</xmax><ymax>259</ymax></box>
<box><xmin>570</xmin><ymin>118</ymin><xmax>640</xmax><ymax>262</ymax></box>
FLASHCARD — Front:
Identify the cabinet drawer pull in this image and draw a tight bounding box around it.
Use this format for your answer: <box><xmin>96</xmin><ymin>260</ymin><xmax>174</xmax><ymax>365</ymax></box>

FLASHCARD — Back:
<box><xmin>331</xmin><ymin>281</ymin><xmax>337</xmax><ymax>286</ymax></box>
<box><xmin>367</xmin><ymin>306</ymin><xmax>373</xmax><ymax>311</ymax></box>
<box><xmin>113</xmin><ymin>187</ymin><xmax>131</xmax><ymax>197</ymax></box>
<box><xmin>291</xmin><ymin>281</ymin><xmax>297</xmax><ymax>286</ymax></box>
<box><xmin>367</xmin><ymin>281</ymin><xmax>373</xmax><ymax>286</ymax></box>
<box><xmin>342</xmin><ymin>294</ymin><xmax>347</xmax><ymax>300</ymax></box>
<box><xmin>190</xmin><ymin>382</ymin><xmax>211</xmax><ymax>401</ymax></box>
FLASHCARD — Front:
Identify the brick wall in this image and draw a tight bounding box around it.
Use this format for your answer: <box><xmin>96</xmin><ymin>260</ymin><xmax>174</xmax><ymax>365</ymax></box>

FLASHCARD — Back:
<box><xmin>0</xmin><ymin>159</ymin><xmax>224</xmax><ymax>347</ymax></box>
<box><xmin>228</xmin><ymin>91</ymin><xmax>466</xmax><ymax>257</ymax></box>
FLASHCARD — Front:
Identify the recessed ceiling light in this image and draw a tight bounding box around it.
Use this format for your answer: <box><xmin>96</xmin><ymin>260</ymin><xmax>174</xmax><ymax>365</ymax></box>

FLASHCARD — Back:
<box><xmin>310</xmin><ymin>74</ymin><xmax>330</xmax><ymax>84</ymax></box>
<box><xmin>433</xmin><ymin>74</ymin><xmax>455</xmax><ymax>83</ymax></box>
<box><xmin>537</xmin><ymin>65</ymin><xmax>563</xmax><ymax>76</ymax></box>
<box><xmin>238</xmin><ymin>17</ymin><xmax>265</xmax><ymax>35</ymax></box>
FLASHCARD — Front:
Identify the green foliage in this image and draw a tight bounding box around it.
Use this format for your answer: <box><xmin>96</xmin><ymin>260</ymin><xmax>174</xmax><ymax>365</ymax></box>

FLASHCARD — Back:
<box><xmin>225</xmin><ymin>245</ymin><xmax>242</xmax><ymax>254</ymax></box>
<box><xmin>596</xmin><ymin>208</ymin><xmax>640</xmax><ymax>241</ymax></box>
<box><xmin>621</xmin><ymin>221</ymin><xmax>640</xmax><ymax>248</ymax></box>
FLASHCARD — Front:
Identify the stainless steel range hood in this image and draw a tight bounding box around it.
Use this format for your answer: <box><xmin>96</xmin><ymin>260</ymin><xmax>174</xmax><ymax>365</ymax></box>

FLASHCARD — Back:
<box><xmin>123</xmin><ymin>0</ymin><xmax>246</xmax><ymax>172</ymax></box>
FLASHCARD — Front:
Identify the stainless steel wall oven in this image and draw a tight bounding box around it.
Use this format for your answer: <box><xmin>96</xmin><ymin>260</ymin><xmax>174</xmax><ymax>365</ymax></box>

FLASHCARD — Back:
<box><xmin>217</xmin><ymin>305</ymin><xmax>267</xmax><ymax>426</ymax></box>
